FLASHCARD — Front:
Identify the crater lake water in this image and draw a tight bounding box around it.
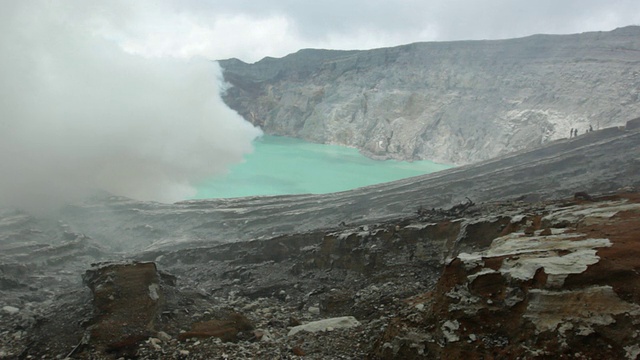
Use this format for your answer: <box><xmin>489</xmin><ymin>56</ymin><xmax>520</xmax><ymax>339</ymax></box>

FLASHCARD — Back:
<box><xmin>193</xmin><ymin>135</ymin><xmax>452</xmax><ymax>199</ymax></box>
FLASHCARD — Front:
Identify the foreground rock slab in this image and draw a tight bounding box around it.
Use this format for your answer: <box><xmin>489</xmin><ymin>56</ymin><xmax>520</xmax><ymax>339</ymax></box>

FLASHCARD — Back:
<box><xmin>1</xmin><ymin>191</ymin><xmax>640</xmax><ymax>359</ymax></box>
<box><xmin>83</xmin><ymin>262</ymin><xmax>165</xmax><ymax>354</ymax></box>
<box><xmin>178</xmin><ymin>312</ymin><xmax>254</xmax><ymax>342</ymax></box>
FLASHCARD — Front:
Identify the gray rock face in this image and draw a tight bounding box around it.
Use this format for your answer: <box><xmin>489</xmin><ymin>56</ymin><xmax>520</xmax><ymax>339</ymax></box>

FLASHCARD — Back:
<box><xmin>219</xmin><ymin>26</ymin><xmax>640</xmax><ymax>165</ymax></box>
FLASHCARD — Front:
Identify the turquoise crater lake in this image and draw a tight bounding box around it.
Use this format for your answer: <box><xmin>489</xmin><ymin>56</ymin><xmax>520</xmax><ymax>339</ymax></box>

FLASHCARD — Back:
<box><xmin>193</xmin><ymin>135</ymin><xmax>452</xmax><ymax>199</ymax></box>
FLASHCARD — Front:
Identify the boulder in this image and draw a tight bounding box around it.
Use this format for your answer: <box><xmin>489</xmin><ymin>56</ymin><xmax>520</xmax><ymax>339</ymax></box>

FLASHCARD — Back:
<box><xmin>177</xmin><ymin>312</ymin><xmax>253</xmax><ymax>342</ymax></box>
<box><xmin>288</xmin><ymin>316</ymin><xmax>361</xmax><ymax>336</ymax></box>
<box><xmin>83</xmin><ymin>262</ymin><xmax>166</xmax><ymax>353</ymax></box>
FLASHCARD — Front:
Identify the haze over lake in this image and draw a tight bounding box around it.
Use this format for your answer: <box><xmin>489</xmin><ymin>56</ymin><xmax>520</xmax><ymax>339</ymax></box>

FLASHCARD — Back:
<box><xmin>194</xmin><ymin>135</ymin><xmax>452</xmax><ymax>199</ymax></box>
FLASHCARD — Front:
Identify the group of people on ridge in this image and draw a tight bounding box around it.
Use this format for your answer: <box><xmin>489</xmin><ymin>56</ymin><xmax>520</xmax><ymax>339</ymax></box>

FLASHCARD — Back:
<box><xmin>569</xmin><ymin>125</ymin><xmax>593</xmax><ymax>138</ymax></box>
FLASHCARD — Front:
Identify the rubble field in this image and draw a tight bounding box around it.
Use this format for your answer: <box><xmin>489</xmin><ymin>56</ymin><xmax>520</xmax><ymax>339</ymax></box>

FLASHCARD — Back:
<box><xmin>2</xmin><ymin>190</ymin><xmax>639</xmax><ymax>359</ymax></box>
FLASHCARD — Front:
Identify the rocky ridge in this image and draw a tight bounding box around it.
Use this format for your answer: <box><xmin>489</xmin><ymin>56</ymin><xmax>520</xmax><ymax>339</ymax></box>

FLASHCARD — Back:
<box><xmin>42</xmin><ymin>120</ymin><xmax>640</xmax><ymax>253</ymax></box>
<box><xmin>0</xmin><ymin>121</ymin><xmax>639</xmax><ymax>358</ymax></box>
<box><xmin>219</xmin><ymin>26</ymin><xmax>640</xmax><ymax>165</ymax></box>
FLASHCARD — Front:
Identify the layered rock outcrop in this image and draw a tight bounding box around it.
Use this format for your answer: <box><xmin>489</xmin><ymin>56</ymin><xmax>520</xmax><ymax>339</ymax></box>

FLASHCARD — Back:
<box><xmin>219</xmin><ymin>26</ymin><xmax>640</xmax><ymax>164</ymax></box>
<box><xmin>370</xmin><ymin>193</ymin><xmax>640</xmax><ymax>359</ymax></box>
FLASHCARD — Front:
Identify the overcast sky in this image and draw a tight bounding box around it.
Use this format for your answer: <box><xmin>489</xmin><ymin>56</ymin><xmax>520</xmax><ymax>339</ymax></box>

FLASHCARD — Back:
<box><xmin>99</xmin><ymin>0</ymin><xmax>640</xmax><ymax>62</ymax></box>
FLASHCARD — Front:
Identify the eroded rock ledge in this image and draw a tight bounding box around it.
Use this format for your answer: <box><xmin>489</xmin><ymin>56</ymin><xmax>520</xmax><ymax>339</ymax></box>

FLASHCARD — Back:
<box><xmin>371</xmin><ymin>192</ymin><xmax>640</xmax><ymax>359</ymax></box>
<box><xmin>2</xmin><ymin>191</ymin><xmax>639</xmax><ymax>359</ymax></box>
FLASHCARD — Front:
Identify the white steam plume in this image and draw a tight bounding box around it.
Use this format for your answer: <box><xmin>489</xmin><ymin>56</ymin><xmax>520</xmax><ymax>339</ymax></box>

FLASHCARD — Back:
<box><xmin>0</xmin><ymin>1</ymin><xmax>262</xmax><ymax>210</ymax></box>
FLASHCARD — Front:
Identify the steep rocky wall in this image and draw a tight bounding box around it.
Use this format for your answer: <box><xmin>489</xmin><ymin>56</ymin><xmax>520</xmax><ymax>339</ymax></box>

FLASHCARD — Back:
<box><xmin>219</xmin><ymin>26</ymin><xmax>640</xmax><ymax>165</ymax></box>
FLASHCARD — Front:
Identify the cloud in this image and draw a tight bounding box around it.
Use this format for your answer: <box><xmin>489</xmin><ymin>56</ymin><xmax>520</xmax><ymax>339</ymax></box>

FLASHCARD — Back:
<box><xmin>110</xmin><ymin>0</ymin><xmax>640</xmax><ymax>62</ymax></box>
<box><xmin>420</xmin><ymin>0</ymin><xmax>640</xmax><ymax>41</ymax></box>
<box><xmin>0</xmin><ymin>1</ymin><xmax>262</xmax><ymax>210</ymax></box>
<box><xmin>117</xmin><ymin>13</ymin><xmax>305</xmax><ymax>62</ymax></box>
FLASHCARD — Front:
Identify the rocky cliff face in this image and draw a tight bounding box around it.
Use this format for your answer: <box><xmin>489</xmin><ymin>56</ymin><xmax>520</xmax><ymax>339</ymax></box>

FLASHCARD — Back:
<box><xmin>219</xmin><ymin>26</ymin><xmax>640</xmax><ymax>165</ymax></box>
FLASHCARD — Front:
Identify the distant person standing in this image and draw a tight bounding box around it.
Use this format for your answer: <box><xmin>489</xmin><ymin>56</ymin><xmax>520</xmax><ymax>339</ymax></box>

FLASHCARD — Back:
<box><xmin>589</xmin><ymin>125</ymin><xmax>593</xmax><ymax>132</ymax></box>
<box><xmin>570</xmin><ymin>128</ymin><xmax>574</xmax><ymax>138</ymax></box>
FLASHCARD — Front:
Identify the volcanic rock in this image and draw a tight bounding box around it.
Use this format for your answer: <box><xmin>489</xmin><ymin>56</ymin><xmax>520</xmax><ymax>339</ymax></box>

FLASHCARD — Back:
<box><xmin>1</xmin><ymin>190</ymin><xmax>639</xmax><ymax>358</ymax></box>
<box><xmin>287</xmin><ymin>316</ymin><xmax>361</xmax><ymax>336</ymax></box>
<box><xmin>219</xmin><ymin>26</ymin><xmax>640</xmax><ymax>165</ymax></box>
<box><xmin>369</xmin><ymin>193</ymin><xmax>640</xmax><ymax>359</ymax></box>
<box><xmin>177</xmin><ymin>312</ymin><xmax>254</xmax><ymax>342</ymax></box>
<box><xmin>83</xmin><ymin>262</ymin><xmax>166</xmax><ymax>353</ymax></box>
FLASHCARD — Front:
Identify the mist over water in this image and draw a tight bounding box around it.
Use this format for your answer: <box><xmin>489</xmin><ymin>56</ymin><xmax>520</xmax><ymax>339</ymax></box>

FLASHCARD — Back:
<box><xmin>194</xmin><ymin>135</ymin><xmax>452</xmax><ymax>199</ymax></box>
<box><xmin>0</xmin><ymin>1</ymin><xmax>261</xmax><ymax>211</ymax></box>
